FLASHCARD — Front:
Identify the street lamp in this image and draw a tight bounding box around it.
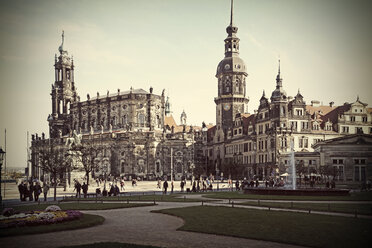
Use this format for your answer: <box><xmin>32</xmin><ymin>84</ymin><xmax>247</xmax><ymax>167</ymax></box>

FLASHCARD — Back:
<box><xmin>0</xmin><ymin>147</ymin><xmax>6</xmax><ymax>204</ymax></box>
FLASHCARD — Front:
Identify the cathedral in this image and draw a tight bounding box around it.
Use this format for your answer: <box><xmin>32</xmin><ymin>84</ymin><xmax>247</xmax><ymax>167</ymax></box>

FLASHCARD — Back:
<box><xmin>31</xmin><ymin>1</ymin><xmax>372</xmax><ymax>185</ymax></box>
<box><xmin>30</xmin><ymin>32</ymin><xmax>203</xmax><ymax>184</ymax></box>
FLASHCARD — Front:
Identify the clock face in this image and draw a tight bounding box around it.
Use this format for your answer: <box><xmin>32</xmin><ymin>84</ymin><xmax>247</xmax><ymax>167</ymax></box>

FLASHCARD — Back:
<box><xmin>223</xmin><ymin>104</ymin><xmax>231</xmax><ymax>111</ymax></box>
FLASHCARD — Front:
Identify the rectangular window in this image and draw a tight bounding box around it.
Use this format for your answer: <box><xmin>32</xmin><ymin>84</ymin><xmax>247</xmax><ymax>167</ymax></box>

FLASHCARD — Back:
<box><xmin>350</xmin><ymin>116</ymin><xmax>355</xmax><ymax>122</ymax></box>
<box><xmin>299</xmin><ymin>137</ymin><xmax>303</xmax><ymax>148</ymax></box>
<box><xmin>362</xmin><ymin>116</ymin><xmax>367</xmax><ymax>122</ymax></box>
<box><xmin>354</xmin><ymin>166</ymin><xmax>360</xmax><ymax>181</ymax></box>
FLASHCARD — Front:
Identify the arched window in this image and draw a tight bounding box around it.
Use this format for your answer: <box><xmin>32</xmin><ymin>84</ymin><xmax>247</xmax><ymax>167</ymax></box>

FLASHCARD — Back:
<box><xmin>138</xmin><ymin>113</ymin><xmax>145</xmax><ymax>127</ymax></box>
<box><xmin>235</xmin><ymin>81</ymin><xmax>239</xmax><ymax>93</ymax></box>
<box><xmin>122</xmin><ymin>115</ymin><xmax>127</xmax><ymax>125</ymax></box>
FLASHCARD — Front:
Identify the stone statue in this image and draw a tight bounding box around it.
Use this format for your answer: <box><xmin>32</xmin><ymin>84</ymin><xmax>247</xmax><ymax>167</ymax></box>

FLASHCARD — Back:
<box><xmin>162</xmin><ymin>89</ymin><xmax>165</xmax><ymax>97</ymax></box>
<box><xmin>101</xmin><ymin>125</ymin><xmax>104</xmax><ymax>134</ymax></box>
<box><xmin>65</xmin><ymin>130</ymin><xmax>82</xmax><ymax>149</ymax></box>
<box><xmin>87</xmin><ymin>94</ymin><xmax>90</xmax><ymax>100</ymax></box>
<box><xmin>107</xmin><ymin>90</ymin><xmax>109</xmax><ymax>97</ymax></box>
<box><xmin>150</xmin><ymin>86</ymin><xmax>153</xmax><ymax>94</ymax></box>
<box><xmin>42</xmin><ymin>132</ymin><xmax>45</xmax><ymax>140</ymax></box>
<box><xmin>97</xmin><ymin>92</ymin><xmax>99</xmax><ymax>97</ymax></box>
<box><xmin>109</xmin><ymin>124</ymin><xmax>112</xmax><ymax>133</ymax></box>
<box><xmin>118</xmin><ymin>88</ymin><xmax>120</xmax><ymax>95</ymax></box>
<box><xmin>90</xmin><ymin>126</ymin><xmax>94</xmax><ymax>135</ymax></box>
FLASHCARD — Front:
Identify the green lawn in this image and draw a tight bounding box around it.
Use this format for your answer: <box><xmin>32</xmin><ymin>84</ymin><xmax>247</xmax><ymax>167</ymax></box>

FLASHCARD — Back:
<box><xmin>2</xmin><ymin>202</ymin><xmax>155</xmax><ymax>212</ymax></box>
<box><xmin>59</xmin><ymin>242</ymin><xmax>162</xmax><ymax>248</ymax></box>
<box><xmin>154</xmin><ymin>206</ymin><xmax>372</xmax><ymax>248</ymax></box>
<box><xmin>203</xmin><ymin>190</ymin><xmax>372</xmax><ymax>201</ymax></box>
<box><xmin>238</xmin><ymin>201</ymin><xmax>372</xmax><ymax>215</ymax></box>
<box><xmin>0</xmin><ymin>213</ymin><xmax>104</xmax><ymax>237</ymax></box>
<box><xmin>62</xmin><ymin>193</ymin><xmax>203</xmax><ymax>202</ymax></box>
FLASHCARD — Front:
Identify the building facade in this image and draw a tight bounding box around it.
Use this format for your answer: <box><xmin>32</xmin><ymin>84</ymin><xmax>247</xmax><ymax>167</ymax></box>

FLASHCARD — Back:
<box><xmin>202</xmin><ymin>2</ymin><xmax>372</xmax><ymax>181</ymax></box>
<box><xmin>30</xmin><ymin>33</ymin><xmax>203</xmax><ymax>184</ymax></box>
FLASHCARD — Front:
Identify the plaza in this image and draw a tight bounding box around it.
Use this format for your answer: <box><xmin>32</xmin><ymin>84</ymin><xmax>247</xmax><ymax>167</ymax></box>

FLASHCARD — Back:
<box><xmin>1</xmin><ymin>0</ymin><xmax>372</xmax><ymax>247</ymax></box>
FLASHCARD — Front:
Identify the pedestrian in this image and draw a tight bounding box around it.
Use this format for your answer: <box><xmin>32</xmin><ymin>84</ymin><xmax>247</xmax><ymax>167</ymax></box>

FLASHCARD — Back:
<box><xmin>82</xmin><ymin>182</ymin><xmax>88</xmax><ymax>198</ymax></box>
<box><xmin>326</xmin><ymin>181</ymin><xmax>330</xmax><ymax>188</ymax></box>
<box><xmin>171</xmin><ymin>180</ymin><xmax>174</xmax><ymax>194</ymax></box>
<box><xmin>192</xmin><ymin>181</ymin><xmax>196</xmax><ymax>192</ymax></box>
<box><xmin>34</xmin><ymin>182</ymin><xmax>42</xmax><ymax>202</ymax></box>
<box><xmin>18</xmin><ymin>182</ymin><xmax>25</xmax><ymax>201</ymax></box>
<box><xmin>157</xmin><ymin>179</ymin><xmax>161</xmax><ymax>189</ymax></box>
<box><xmin>96</xmin><ymin>178</ymin><xmax>100</xmax><ymax>187</ymax></box>
<box><xmin>29</xmin><ymin>182</ymin><xmax>34</xmax><ymax>201</ymax></box>
<box><xmin>255</xmin><ymin>179</ymin><xmax>259</xmax><ymax>188</ymax></box>
<box><xmin>75</xmin><ymin>181</ymin><xmax>82</xmax><ymax>198</ymax></box>
<box><xmin>180</xmin><ymin>180</ymin><xmax>184</xmax><ymax>192</ymax></box>
<box><xmin>43</xmin><ymin>182</ymin><xmax>50</xmax><ymax>201</ymax></box>
<box><xmin>120</xmin><ymin>179</ymin><xmax>125</xmax><ymax>191</ymax></box>
<box><xmin>235</xmin><ymin>180</ymin><xmax>240</xmax><ymax>191</ymax></box>
<box><xmin>163</xmin><ymin>180</ymin><xmax>168</xmax><ymax>195</ymax></box>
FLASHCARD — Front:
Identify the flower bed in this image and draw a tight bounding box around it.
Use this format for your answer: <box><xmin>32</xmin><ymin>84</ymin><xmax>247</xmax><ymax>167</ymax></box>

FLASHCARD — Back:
<box><xmin>0</xmin><ymin>206</ymin><xmax>83</xmax><ymax>229</ymax></box>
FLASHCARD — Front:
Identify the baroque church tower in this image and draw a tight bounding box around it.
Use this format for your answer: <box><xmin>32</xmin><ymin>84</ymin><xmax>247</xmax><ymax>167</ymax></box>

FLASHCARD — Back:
<box><xmin>215</xmin><ymin>0</ymin><xmax>249</xmax><ymax>139</ymax></box>
<box><xmin>48</xmin><ymin>31</ymin><xmax>78</xmax><ymax>138</ymax></box>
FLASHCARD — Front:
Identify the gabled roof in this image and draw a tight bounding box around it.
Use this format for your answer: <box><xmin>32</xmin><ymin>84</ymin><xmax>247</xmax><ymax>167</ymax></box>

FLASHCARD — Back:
<box><xmin>164</xmin><ymin>115</ymin><xmax>177</xmax><ymax>128</ymax></box>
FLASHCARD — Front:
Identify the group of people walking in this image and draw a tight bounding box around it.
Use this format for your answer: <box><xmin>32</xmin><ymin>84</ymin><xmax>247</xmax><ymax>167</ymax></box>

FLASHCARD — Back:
<box><xmin>18</xmin><ymin>181</ymin><xmax>49</xmax><ymax>202</ymax></box>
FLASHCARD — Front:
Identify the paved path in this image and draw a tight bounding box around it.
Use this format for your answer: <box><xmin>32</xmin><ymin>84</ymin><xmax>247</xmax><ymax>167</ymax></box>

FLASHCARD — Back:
<box><xmin>1</xmin><ymin>201</ymin><xmax>303</xmax><ymax>248</ymax></box>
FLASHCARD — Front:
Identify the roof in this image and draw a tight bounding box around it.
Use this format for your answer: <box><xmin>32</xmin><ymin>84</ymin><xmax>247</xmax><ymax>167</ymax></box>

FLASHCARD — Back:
<box><xmin>313</xmin><ymin>134</ymin><xmax>372</xmax><ymax>149</ymax></box>
<box><xmin>89</xmin><ymin>88</ymin><xmax>150</xmax><ymax>100</ymax></box>
<box><xmin>306</xmin><ymin>105</ymin><xmax>336</xmax><ymax>116</ymax></box>
<box><xmin>164</xmin><ymin>115</ymin><xmax>177</xmax><ymax>128</ymax></box>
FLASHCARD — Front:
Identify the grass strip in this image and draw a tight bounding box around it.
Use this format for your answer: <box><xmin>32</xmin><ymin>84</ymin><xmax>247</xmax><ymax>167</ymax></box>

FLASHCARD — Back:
<box><xmin>2</xmin><ymin>202</ymin><xmax>155</xmax><ymax>212</ymax></box>
<box><xmin>59</xmin><ymin>242</ymin><xmax>163</xmax><ymax>248</ymax></box>
<box><xmin>203</xmin><ymin>191</ymin><xmax>372</xmax><ymax>201</ymax></box>
<box><xmin>154</xmin><ymin>206</ymin><xmax>372</xmax><ymax>248</ymax></box>
<box><xmin>0</xmin><ymin>213</ymin><xmax>104</xmax><ymax>237</ymax></box>
<box><xmin>238</xmin><ymin>201</ymin><xmax>372</xmax><ymax>215</ymax></box>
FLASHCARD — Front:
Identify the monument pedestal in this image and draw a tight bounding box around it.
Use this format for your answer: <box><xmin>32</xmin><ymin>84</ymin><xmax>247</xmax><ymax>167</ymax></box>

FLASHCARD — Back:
<box><xmin>69</xmin><ymin>170</ymin><xmax>86</xmax><ymax>188</ymax></box>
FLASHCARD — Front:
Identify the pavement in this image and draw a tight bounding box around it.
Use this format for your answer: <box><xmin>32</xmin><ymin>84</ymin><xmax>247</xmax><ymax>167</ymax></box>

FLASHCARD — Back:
<box><xmin>0</xmin><ymin>201</ymin><xmax>304</xmax><ymax>248</ymax></box>
<box><xmin>1</xmin><ymin>182</ymin><xmax>371</xmax><ymax>248</ymax></box>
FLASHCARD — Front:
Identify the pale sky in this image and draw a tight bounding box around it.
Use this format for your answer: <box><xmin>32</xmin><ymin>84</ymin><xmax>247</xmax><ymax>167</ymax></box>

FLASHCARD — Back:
<box><xmin>1</xmin><ymin>0</ymin><xmax>372</xmax><ymax>168</ymax></box>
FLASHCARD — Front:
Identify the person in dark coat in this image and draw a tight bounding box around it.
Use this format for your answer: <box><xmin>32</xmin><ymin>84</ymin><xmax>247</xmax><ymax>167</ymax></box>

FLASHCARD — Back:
<box><xmin>82</xmin><ymin>182</ymin><xmax>88</xmax><ymax>198</ymax></box>
<box><xmin>109</xmin><ymin>184</ymin><xmax>115</xmax><ymax>196</ymax></box>
<box><xmin>235</xmin><ymin>180</ymin><xmax>240</xmax><ymax>191</ymax></box>
<box><xmin>75</xmin><ymin>181</ymin><xmax>82</xmax><ymax>198</ymax></box>
<box><xmin>163</xmin><ymin>180</ymin><xmax>168</xmax><ymax>195</ymax></box>
<box><xmin>18</xmin><ymin>182</ymin><xmax>25</xmax><ymax>201</ymax></box>
<box><xmin>29</xmin><ymin>182</ymin><xmax>34</xmax><ymax>201</ymax></box>
<box><xmin>114</xmin><ymin>184</ymin><xmax>120</xmax><ymax>196</ymax></box>
<box><xmin>34</xmin><ymin>182</ymin><xmax>42</xmax><ymax>202</ymax></box>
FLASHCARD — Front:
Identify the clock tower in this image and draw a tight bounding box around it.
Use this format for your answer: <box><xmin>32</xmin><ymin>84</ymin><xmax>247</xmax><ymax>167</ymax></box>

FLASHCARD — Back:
<box><xmin>214</xmin><ymin>0</ymin><xmax>249</xmax><ymax>138</ymax></box>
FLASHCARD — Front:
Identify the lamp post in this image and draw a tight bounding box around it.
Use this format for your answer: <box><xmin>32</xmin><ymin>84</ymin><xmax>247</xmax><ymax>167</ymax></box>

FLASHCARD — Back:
<box><xmin>0</xmin><ymin>147</ymin><xmax>6</xmax><ymax>204</ymax></box>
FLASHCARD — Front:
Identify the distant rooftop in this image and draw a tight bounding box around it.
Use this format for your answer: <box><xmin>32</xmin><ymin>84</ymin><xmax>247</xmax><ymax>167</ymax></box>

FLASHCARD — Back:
<box><xmin>89</xmin><ymin>88</ymin><xmax>151</xmax><ymax>100</ymax></box>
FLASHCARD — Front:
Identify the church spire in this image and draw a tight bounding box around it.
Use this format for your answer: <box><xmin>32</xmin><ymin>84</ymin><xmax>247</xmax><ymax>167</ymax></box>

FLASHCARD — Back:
<box><xmin>230</xmin><ymin>0</ymin><xmax>234</xmax><ymax>26</ymax></box>
<box><xmin>276</xmin><ymin>59</ymin><xmax>282</xmax><ymax>88</ymax></box>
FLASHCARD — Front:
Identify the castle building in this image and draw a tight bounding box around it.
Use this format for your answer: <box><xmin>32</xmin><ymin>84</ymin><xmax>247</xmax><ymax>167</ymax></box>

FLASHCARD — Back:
<box><xmin>202</xmin><ymin>1</ymin><xmax>372</xmax><ymax>182</ymax></box>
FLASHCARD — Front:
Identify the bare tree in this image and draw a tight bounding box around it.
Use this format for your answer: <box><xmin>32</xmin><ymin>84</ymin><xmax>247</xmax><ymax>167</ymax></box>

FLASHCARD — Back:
<box><xmin>79</xmin><ymin>143</ymin><xmax>101</xmax><ymax>185</ymax></box>
<box><xmin>39</xmin><ymin>144</ymin><xmax>72</xmax><ymax>201</ymax></box>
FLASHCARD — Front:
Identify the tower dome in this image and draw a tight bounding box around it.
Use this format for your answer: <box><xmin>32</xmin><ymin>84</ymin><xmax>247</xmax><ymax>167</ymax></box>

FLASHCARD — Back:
<box><xmin>216</xmin><ymin>0</ymin><xmax>247</xmax><ymax>78</ymax></box>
